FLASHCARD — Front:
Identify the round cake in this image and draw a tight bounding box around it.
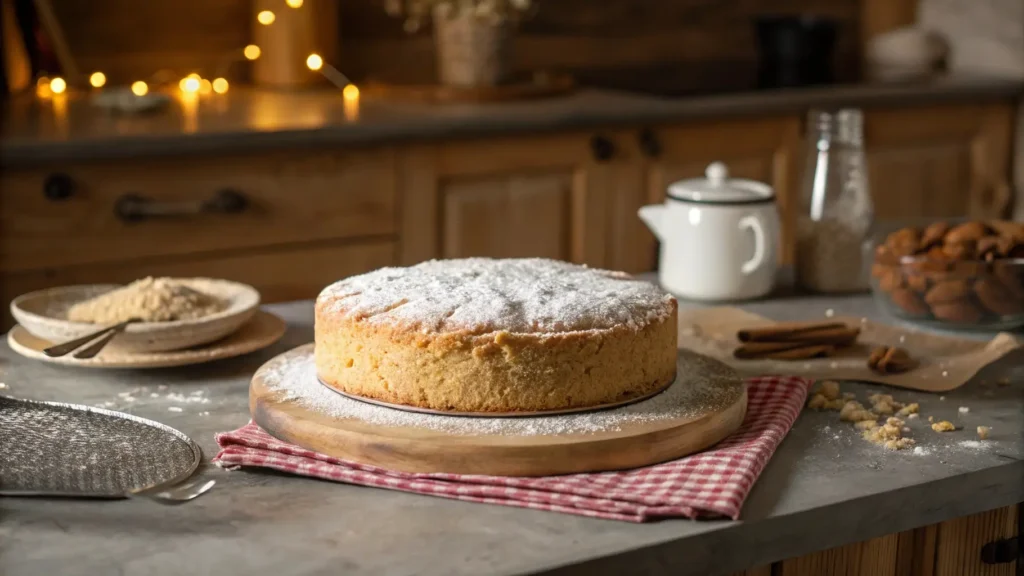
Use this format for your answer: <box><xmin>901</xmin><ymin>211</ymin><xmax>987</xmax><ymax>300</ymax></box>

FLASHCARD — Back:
<box><xmin>314</xmin><ymin>258</ymin><xmax>678</xmax><ymax>413</ymax></box>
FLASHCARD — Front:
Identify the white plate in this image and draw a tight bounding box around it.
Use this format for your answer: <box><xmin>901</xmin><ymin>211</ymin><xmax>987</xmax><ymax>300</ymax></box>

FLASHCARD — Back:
<box><xmin>10</xmin><ymin>279</ymin><xmax>260</xmax><ymax>353</ymax></box>
<box><xmin>6</xmin><ymin>310</ymin><xmax>286</xmax><ymax>369</ymax></box>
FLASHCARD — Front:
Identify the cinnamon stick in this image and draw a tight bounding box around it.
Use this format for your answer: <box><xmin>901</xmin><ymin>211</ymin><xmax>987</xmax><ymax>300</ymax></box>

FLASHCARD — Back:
<box><xmin>737</xmin><ymin>321</ymin><xmax>847</xmax><ymax>342</ymax></box>
<box><xmin>754</xmin><ymin>344</ymin><xmax>836</xmax><ymax>360</ymax></box>
<box><xmin>733</xmin><ymin>341</ymin><xmax>811</xmax><ymax>359</ymax></box>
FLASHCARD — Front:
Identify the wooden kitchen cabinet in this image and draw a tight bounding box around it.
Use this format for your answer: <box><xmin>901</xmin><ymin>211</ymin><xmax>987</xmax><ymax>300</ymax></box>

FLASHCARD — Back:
<box><xmin>398</xmin><ymin>132</ymin><xmax>615</xmax><ymax>268</ymax></box>
<box><xmin>864</xmin><ymin>102</ymin><xmax>1015</xmax><ymax>222</ymax></box>
<box><xmin>774</xmin><ymin>504</ymin><xmax>1019</xmax><ymax>576</ymax></box>
<box><xmin>0</xmin><ymin>149</ymin><xmax>397</xmax><ymax>273</ymax></box>
<box><xmin>609</xmin><ymin>116</ymin><xmax>803</xmax><ymax>273</ymax></box>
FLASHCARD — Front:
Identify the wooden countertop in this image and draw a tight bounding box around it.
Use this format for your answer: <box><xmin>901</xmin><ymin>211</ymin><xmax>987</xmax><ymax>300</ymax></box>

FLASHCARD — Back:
<box><xmin>3</xmin><ymin>293</ymin><xmax>1023</xmax><ymax>576</ymax></box>
<box><xmin>1</xmin><ymin>73</ymin><xmax>1021</xmax><ymax>167</ymax></box>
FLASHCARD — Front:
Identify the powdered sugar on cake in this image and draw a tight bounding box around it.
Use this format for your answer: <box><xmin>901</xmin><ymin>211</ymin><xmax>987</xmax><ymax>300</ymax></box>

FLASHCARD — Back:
<box><xmin>261</xmin><ymin>347</ymin><xmax>743</xmax><ymax>436</ymax></box>
<box><xmin>317</xmin><ymin>258</ymin><xmax>675</xmax><ymax>334</ymax></box>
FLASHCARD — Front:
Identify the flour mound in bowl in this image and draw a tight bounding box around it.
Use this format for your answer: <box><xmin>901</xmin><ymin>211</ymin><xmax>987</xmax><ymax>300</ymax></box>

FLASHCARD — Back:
<box><xmin>66</xmin><ymin>277</ymin><xmax>227</xmax><ymax>323</ymax></box>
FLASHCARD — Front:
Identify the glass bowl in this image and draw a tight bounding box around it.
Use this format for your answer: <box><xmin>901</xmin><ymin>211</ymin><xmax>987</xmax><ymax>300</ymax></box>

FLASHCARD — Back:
<box><xmin>870</xmin><ymin>254</ymin><xmax>1024</xmax><ymax>331</ymax></box>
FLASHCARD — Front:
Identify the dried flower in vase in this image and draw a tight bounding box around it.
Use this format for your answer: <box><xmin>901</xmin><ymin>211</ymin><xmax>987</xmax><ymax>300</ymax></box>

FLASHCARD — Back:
<box><xmin>384</xmin><ymin>0</ymin><xmax>534</xmax><ymax>32</ymax></box>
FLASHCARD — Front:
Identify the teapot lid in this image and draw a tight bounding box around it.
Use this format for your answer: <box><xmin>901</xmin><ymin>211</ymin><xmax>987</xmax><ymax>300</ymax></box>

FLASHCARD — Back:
<box><xmin>667</xmin><ymin>162</ymin><xmax>775</xmax><ymax>205</ymax></box>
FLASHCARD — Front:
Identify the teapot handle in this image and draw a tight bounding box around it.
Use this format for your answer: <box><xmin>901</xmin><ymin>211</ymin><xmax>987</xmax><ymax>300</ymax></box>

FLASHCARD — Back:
<box><xmin>739</xmin><ymin>215</ymin><xmax>766</xmax><ymax>275</ymax></box>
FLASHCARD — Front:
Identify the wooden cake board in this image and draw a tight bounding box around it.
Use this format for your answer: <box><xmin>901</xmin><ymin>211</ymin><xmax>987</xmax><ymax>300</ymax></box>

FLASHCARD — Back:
<box><xmin>250</xmin><ymin>344</ymin><xmax>748</xmax><ymax>477</ymax></box>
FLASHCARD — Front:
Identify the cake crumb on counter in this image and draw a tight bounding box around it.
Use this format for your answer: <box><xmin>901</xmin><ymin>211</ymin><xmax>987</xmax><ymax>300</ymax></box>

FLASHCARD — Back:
<box><xmin>855</xmin><ymin>420</ymin><xmax>879</xmax><ymax>431</ymax></box>
<box><xmin>863</xmin><ymin>417</ymin><xmax>914</xmax><ymax>450</ymax></box>
<box><xmin>932</xmin><ymin>421</ymin><xmax>956</xmax><ymax>432</ymax></box>
<box><xmin>896</xmin><ymin>403</ymin><xmax>919</xmax><ymax>417</ymax></box>
<box><xmin>818</xmin><ymin>381</ymin><xmax>840</xmax><ymax>400</ymax></box>
<box><xmin>958</xmin><ymin>406</ymin><xmax>970</xmax><ymax>414</ymax></box>
<box><xmin>908</xmin><ymin>413</ymin><xmax>919</xmax><ymax>419</ymax></box>
<box><xmin>806</xmin><ymin>381</ymin><xmax>846</xmax><ymax>411</ymax></box>
<box><xmin>977</xmin><ymin>426</ymin><xmax>990</xmax><ymax>440</ymax></box>
<box><xmin>840</xmin><ymin>401</ymin><xmax>876</xmax><ymax>423</ymax></box>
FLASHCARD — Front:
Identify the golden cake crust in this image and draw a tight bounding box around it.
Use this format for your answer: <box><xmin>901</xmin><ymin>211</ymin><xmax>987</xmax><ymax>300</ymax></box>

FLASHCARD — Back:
<box><xmin>314</xmin><ymin>258</ymin><xmax>678</xmax><ymax>413</ymax></box>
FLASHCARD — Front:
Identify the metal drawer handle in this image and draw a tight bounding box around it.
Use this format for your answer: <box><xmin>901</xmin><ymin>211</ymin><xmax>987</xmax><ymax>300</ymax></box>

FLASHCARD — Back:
<box><xmin>115</xmin><ymin>189</ymin><xmax>249</xmax><ymax>223</ymax></box>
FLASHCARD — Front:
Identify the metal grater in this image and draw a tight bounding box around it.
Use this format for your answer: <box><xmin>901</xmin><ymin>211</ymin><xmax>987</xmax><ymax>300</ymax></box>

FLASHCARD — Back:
<box><xmin>0</xmin><ymin>395</ymin><xmax>201</xmax><ymax>498</ymax></box>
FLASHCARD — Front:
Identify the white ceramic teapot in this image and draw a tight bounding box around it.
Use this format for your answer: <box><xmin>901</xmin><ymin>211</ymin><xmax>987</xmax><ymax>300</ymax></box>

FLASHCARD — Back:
<box><xmin>638</xmin><ymin>162</ymin><xmax>780</xmax><ymax>301</ymax></box>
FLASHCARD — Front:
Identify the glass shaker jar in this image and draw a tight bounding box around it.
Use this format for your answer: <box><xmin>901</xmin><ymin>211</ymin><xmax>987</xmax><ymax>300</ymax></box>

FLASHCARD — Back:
<box><xmin>795</xmin><ymin>108</ymin><xmax>875</xmax><ymax>293</ymax></box>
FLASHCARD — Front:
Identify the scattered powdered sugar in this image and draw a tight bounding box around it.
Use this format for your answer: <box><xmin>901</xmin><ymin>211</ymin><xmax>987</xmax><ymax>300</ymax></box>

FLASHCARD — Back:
<box><xmin>261</xmin><ymin>348</ymin><xmax>744</xmax><ymax>436</ymax></box>
<box><xmin>912</xmin><ymin>446</ymin><xmax>931</xmax><ymax>456</ymax></box>
<box><xmin>958</xmin><ymin>440</ymin><xmax>990</xmax><ymax>451</ymax></box>
<box><xmin>95</xmin><ymin>385</ymin><xmax>211</xmax><ymax>412</ymax></box>
<box><xmin>317</xmin><ymin>258</ymin><xmax>675</xmax><ymax>335</ymax></box>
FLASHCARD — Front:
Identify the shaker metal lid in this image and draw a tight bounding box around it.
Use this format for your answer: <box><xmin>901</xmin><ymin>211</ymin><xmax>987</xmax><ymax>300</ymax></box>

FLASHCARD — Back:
<box><xmin>667</xmin><ymin>162</ymin><xmax>775</xmax><ymax>205</ymax></box>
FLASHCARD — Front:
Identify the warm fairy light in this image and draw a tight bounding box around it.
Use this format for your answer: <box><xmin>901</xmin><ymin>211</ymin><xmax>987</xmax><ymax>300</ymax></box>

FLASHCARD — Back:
<box><xmin>199</xmin><ymin>79</ymin><xmax>212</xmax><ymax>95</ymax></box>
<box><xmin>244</xmin><ymin>44</ymin><xmax>261</xmax><ymax>60</ymax></box>
<box><xmin>49</xmin><ymin>77</ymin><xmax>67</xmax><ymax>94</ymax></box>
<box><xmin>305</xmin><ymin>53</ymin><xmax>323</xmax><ymax>71</ymax></box>
<box><xmin>180</xmin><ymin>77</ymin><xmax>200</xmax><ymax>93</ymax></box>
<box><xmin>187</xmin><ymin>73</ymin><xmax>201</xmax><ymax>80</ymax></box>
<box><xmin>212</xmin><ymin>77</ymin><xmax>229</xmax><ymax>94</ymax></box>
<box><xmin>343</xmin><ymin>84</ymin><xmax>359</xmax><ymax>101</ymax></box>
<box><xmin>89</xmin><ymin>72</ymin><xmax>107</xmax><ymax>88</ymax></box>
<box><xmin>131</xmin><ymin>81</ymin><xmax>149</xmax><ymax>96</ymax></box>
<box><xmin>286</xmin><ymin>0</ymin><xmax>303</xmax><ymax>7</ymax></box>
<box><xmin>35</xmin><ymin>76</ymin><xmax>51</xmax><ymax>98</ymax></box>
<box><xmin>257</xmin><ymin>10</ymin><xmax>276</xmax><ymax>25</ymax></box>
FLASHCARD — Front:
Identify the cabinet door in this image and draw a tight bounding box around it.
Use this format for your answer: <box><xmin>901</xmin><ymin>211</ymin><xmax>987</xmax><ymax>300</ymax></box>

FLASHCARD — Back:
<box><xmin>398</xmin><ymin>134</ymin><xmax>613</xmax><ymax>267</ymax></box>
<box><xmin>612</xmin><ymin>117</ymin><xmax>802</xmax><ymax>272</ymax></box>
<box><xmin>865</xmin><ymin>103</ymin><xmax>1014</xmax><ymax>222</ymax></box>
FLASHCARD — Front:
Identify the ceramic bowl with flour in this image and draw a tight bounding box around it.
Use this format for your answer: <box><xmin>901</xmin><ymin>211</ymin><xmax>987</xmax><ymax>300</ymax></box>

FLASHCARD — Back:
<box><xmin>10</xmin><ymin>278</ymin><xmax>260</xmax><ymax>354</ymax></box>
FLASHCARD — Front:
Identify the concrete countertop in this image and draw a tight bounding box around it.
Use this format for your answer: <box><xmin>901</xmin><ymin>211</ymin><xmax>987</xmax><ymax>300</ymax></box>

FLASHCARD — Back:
<box><xmin>2</xmin><ymin>294</ymin><xmax>1022</xmax><ymax>576</ymax></box>
<box><xmin>1</xmin><ymin>73</ymin><xmax>1021</xmax><ymax>166</ymax></box>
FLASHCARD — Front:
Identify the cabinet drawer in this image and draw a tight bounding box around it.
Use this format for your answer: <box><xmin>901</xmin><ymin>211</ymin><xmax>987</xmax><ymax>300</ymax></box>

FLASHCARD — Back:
<box><xmin>0</xmin><ymin>149</ymin><xmax>397</xmax><ymax>272</ymax></box>
<box><xmin>1</xmin><ymin>240</ymin><xmax>396</xmax><ymax>329</ymax></box>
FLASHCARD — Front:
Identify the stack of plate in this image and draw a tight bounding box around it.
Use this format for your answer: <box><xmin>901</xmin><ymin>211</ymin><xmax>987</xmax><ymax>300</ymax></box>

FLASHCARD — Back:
<box><xmin>7</xmin><ymin>279</ymin><xmax>286</xmax><ymax>369</ymax></box>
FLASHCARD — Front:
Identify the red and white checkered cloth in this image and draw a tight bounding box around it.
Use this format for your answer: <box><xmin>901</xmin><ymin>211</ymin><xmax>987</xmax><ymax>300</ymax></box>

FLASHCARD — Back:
<box><xmin>214</xmin><ymin>375</ymin><xmax>810</xmax><ymax>523</ymax></box>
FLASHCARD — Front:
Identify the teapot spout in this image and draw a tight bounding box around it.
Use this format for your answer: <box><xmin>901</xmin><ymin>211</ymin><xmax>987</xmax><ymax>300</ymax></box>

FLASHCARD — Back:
<box><xmin>637</xmin><ymin>205</ymin><xmax>667</xmax><ymax>240</ymax></box>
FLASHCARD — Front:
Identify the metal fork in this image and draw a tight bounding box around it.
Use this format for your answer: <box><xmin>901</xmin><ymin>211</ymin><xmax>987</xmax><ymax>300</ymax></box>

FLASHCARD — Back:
<box><xmin>43</xmin><ymin>318</ymin><xmax>142</xmax><ymax>358</ymax></box>
<box><xmin>131</xmin><ymin>479</ymin><xmax>216</xmax><ymax>505</ymax></box>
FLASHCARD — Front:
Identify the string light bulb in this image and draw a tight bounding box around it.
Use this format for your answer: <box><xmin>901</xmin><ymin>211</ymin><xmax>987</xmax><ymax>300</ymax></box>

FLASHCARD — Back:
<box><xmin>212</xmin><ymin>78</ymin><xmax>229</xmax><ymax>94</ymax></box>
<box><xmin>180</xmin><ymin>77</ymin><xmax>200</xmax><ymax>93</ymax></box>
<box><xmin>131</xmin><ymin>81</ymin><xmax>149</xmax><ymax>96</ymax></box>
<box><xmin>257</xmin><ymin>10</ymin><xmax>276</xmax><ymax>25</ymax></box>
<box><xmin>49</xmin><ymin>77</ymin><xmax>67</xmax><ymax>94</ymax></box>
<box><xmin>305</xmin><ymin>53</ymin><xmax>323</xmax><ymax>71</ymax></box>
<box><xmin>35</xmin><ymin>77</ymin><xmax>51</xmax><ymax>98</ymax></box>
<box><xmin>89</xmin><ymin>72</ymin><xmax>107</xmax><ymax>88</ymax></box>
<box><xmin>244</xmin><ymin>44</ymin><xmax>261</xmax><ymax>60</ymax></box>
<box><xmin>343</xmin><ymin>84</ymin><xmax>359</xmax><ymax>101</ymax></box>
<box><xmin>199</xmin><ymin>79</ymin><xmax>212</xmax><ymax>95</ymax></box>
<box><xmin>286</xmin><ymin>0</ymin><xmax>303</xmax><ymax>7</ymax></box>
